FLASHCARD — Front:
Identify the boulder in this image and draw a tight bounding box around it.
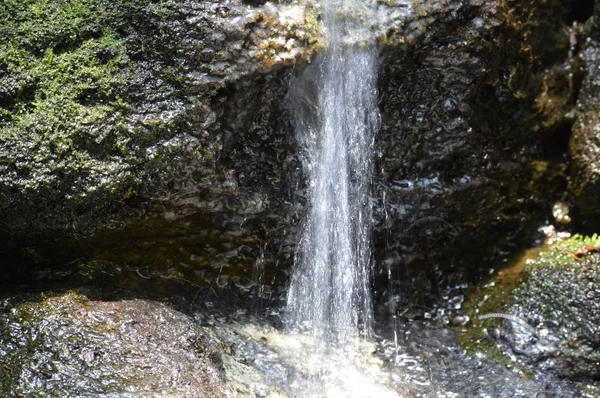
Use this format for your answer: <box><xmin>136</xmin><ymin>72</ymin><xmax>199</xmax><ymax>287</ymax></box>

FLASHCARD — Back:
<box><xmin>0</xmin><ymin>292</ymin><xmax>230</xmax><ymax>396</ymax></box>
<box><xmin>496</xmin><ymin>235</ymin><xmax>600</xmax><ymax>380</ymax></box>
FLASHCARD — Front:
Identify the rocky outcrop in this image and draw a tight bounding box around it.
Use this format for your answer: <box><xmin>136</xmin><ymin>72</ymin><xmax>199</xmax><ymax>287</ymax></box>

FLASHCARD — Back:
<box><xmin>0</xmin><ymin>0</ymin><xmax>320</xmax><ymax>257</ymax></box>
<box><xmin>0</xmin><ymin>292</ymin><xmax>230</xmax><ymax>396</ymax></box>
<box><xmin>0</xmin><ymin>0</ymin><xmax>586</xmax><ymax>300</ymax></box>
<box><xmin>491</xmin><ymin>235</ymin><xmax>600</xmax><ymax>380</ymax></box>
<box><xmin>373</xmin><ymin>0</ymin><xmax>580</xmax><ymax>307</ymax></box>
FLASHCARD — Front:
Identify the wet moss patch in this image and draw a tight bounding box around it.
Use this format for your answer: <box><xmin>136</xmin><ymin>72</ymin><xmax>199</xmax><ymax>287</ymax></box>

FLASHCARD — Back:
<box><xmin>0</xmin><ymin>0</ymin><xmax>226</xmax><ymax>249</ymax></box>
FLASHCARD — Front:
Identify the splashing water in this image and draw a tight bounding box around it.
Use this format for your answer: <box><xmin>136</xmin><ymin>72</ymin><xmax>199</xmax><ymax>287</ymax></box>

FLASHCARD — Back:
<box><xmin>287</xmin><ymin>0</ymin><xmax>380</xmax><ymax>343</ymax></box>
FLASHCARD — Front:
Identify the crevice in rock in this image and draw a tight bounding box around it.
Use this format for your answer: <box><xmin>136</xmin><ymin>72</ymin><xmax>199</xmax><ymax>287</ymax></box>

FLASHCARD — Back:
<box><xmin>541</xmin><ymin>121</ymin><xmax>573</xmax><ymax>160</ymax></box>
<box><xmin>567</xmin><ymin>0</ymin><xmax>595</xmax><ymax>24</ymax></box>
<box><xmin>242</xmin><ymin>0</ymin><xmax>269</xmax><ymax>6</ymax></box>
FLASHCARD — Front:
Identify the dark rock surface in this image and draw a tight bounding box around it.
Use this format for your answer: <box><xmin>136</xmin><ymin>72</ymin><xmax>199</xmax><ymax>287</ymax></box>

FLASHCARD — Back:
<box><xmin>373</xmin><ymin>0</ymin><xmax>579</xmax><ymax>308</ymax></box>
<box><xmin>569</xmin><ymin>4</ymin><xmax>600</xmax><ymax>218</ymax></box>
<box><xmin>0</xmin><ymin>292</ymin><xmax>230</xmax><ymax>397</ymax></box>
<box><xmin>377</xmin><ymin>320</ymin><xmax>583</xmax><ymax>398</ymax></box>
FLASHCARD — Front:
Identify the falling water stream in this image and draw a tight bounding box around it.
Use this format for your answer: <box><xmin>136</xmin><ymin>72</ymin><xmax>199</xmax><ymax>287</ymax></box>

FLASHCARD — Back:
<box><xmin>286</xmin><ymin>0</ymin><xmax>379</xmax><ymax>343</ymax></box>
<box><xmin>267</xmin><ymin>0</ymin><xmax>393</xmax><ymax>395</ymax></box>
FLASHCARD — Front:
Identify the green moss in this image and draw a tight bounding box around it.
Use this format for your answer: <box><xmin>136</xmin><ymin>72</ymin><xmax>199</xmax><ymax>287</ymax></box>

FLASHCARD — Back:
<box><xmin>0</xmin><ymin>29</ymin><xmax>132</xmax><ymax>193</ymax></box>
<box><xmin>0</xmin><ymin>0</ymin><xmax>102</xmax><ymax>52</ymax></box>
<box><xmin>544</xmin><ymin>233</ymin><xmax>600</xmax><ymax>259</ymax></box>
<box><xmin>511</xmin><ymin>235</ymin><xmax>600</xmax><ymax>379</ymax></box>
<box><xmin>0</xmin><ymin>1</ymin><xmax>131</xmax><ymax>197</ymax></box>
<box><xmin>0</xmin><ymin>0</ymin><xmax>221</xmax><ymax>238</ymax></box>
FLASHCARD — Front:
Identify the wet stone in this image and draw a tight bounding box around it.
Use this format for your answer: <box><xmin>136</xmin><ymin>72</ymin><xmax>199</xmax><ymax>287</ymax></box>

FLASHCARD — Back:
<box><xmin>569</xmin><ymin>9</ymin><xmax>600</xmax><ymax>217</ymax></box>
<box><xmin>0</xmin><ymin>292</ymin><xmax>230</xmax><ymax>397</ymax></box>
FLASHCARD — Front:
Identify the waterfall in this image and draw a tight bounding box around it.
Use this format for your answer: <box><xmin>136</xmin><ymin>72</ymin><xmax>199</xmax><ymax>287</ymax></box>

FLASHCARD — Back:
<box><xmin>287</xmin><ymin>0</ymin><xmax>379</xmax><ymax>343</ymax></box>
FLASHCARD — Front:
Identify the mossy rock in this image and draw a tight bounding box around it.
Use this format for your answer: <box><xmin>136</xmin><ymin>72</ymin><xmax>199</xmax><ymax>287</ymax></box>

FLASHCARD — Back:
<box><xmin>503</xmin><ymin>235</ymin><xmax>600</xmax><ymax>380</ymax></box>
<box><xmin>0</xmin><ymin>0</ymin><xmax>321</xmax><ymax>246</ymax></box>
<box><xmin>0</xmin><ymin>0</ymin><xmax>221</xmax><ymax>242</ymax></box>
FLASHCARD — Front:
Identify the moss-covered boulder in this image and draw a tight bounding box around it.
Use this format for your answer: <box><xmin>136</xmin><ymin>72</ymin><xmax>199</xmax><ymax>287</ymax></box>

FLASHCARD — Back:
<box><xmin>498</xmin><ymin>235</ymin><xmax>600</xmax><ymax>380</ymax></box>
<box><xmin>0</xmin><ymin>0</ymin><xmax>321</xmax><ymax>251</ymax></box>
<box><xmin>0</xmin><ymin>292</ymin><xmax>230</xmax><ymax>396</ymax></box>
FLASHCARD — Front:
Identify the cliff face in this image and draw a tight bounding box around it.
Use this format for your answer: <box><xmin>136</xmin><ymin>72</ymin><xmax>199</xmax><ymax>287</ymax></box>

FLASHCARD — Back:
<box><xmin>372</xmin><ymin>0</ymin><xmax>581</xmax><ymax>304</ymax></box>
<box><xmin>0</xmin><ymin>0</ymin><xmax>589</xmax><ymax>298</ymax></box>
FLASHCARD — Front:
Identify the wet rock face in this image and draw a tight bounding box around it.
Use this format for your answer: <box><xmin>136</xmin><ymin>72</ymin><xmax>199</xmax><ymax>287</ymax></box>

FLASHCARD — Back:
<box><xmin>0</xmin><ymin>293</ymin><xmax>229</xmax><ymax>397</ymax></box>
<box><xmin>0</xmin><ymin>0</ymin><xmax>319</xmax><ymax>246</ymax></box>
<box><xmin>0</xmin><ymin>0</ymin><xmax>582</xmax><ymax>298</ymax></box>
<box><xmin>497</xmin><ymin>236</ymin><xmax>600</xmax><ymax>380</ymax></box>
<box><xmin>374</xmin><ymin>0</ymin><xmax>576</xmax><ymax>306</ymax></box>
<box><xmin>569</xmin><ymin>5</ymin><xmax>600</xmax><ymax>218</ymax></box>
